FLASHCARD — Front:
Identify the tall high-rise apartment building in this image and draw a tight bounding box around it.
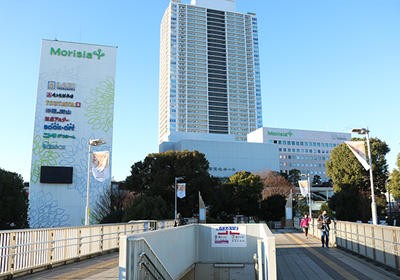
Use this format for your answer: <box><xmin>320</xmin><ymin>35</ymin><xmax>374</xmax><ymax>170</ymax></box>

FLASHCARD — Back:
<box><xmin>159</xmin><ymin>0</ymin><xmax>262</xmax><ymax>143</ymax></box>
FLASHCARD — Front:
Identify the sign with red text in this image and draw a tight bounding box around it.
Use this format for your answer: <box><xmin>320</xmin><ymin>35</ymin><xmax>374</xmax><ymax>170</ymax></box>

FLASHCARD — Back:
<box><xmin>211</xmin><ymin>226</ymin><xmax>246</xmax><ymax>247</ymax></box>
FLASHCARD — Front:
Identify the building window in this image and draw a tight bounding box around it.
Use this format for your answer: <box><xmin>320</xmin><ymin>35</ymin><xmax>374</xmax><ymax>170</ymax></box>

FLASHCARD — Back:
<box><xmin>279</xmin><ymin>148</ymin><xmax>282</xmax><ymax>151</ymax></box>
<box><xmin>296</xmin><ymin>141</ymin><xmax>299</xmax><ymax>145</ymax></box>
<box><xmin>292</xmin><ymin>141</ymin><xmax>295</xmax><ymax>145</ymax></box>
<box><xmin>300</xmin><ymin>142</ymin><xmax>304</xmax><ymax>146</ymax></box>
<box><xmin>283</xmin><ymin>148</ymin><xmax>286</xmax><ymax>152</ymax></box>
<box><xmin>305</xmin><ymin>142</ymin><xmax>308</xmax><ymax>146</ymax></box>
<box><xmin>278</xmin><ymin>140</ymin><xmax>282</xmax><ymax>144</ymax></box>
<box><xmin>288</xmin><ymin>156</ymin><xmax>291</xmax><ymax>159</ymax></box>
<box><xmin>283</xmin><ymin>141</ymin><xmax>286</xmax><ymax>144</ymax></box>
<box><xmin>301</xmin><ymin>149</ymin><xmax>304</xmax><ymax>153</ymax></box>
<box><xmin>317</xmin><ymin>143</ymin><xmax>320</xmax><ymax>147</ymax></box>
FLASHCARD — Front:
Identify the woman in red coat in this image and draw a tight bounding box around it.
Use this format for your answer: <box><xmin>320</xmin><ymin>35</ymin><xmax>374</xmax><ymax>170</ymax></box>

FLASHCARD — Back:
<box><xmin>300</xmin><ymin>214</ymin><xmax>311</xmax><ymax>238</ymax></box>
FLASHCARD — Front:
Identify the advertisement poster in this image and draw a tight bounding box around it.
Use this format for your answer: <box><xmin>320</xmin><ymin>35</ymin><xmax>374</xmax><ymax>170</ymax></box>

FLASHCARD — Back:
<box><xmin>29</xmin><ymin>40</ymin><xmax>117</xmax><ymax>227</ymax></box>
<box><xmin>211</xmin><ymin>226</ymin><xmax>247</xmax><ymax>247</ymax></box>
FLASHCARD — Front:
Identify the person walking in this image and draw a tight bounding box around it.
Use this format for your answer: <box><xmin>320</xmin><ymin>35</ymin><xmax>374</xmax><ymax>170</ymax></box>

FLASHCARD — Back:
<box><xmin>300</xmin><ymin>214</ymin><xmax>311</xmax><ymax>239</ymax></box>
<box><xmin>174</xmin><ymin>213</ymin><xmax>186</xmax><ymax>227</ymax></box>
<box><xmin>317</xmin><ymin>210</ymin><xmax>331</xmax><ymax>248</ymax></box>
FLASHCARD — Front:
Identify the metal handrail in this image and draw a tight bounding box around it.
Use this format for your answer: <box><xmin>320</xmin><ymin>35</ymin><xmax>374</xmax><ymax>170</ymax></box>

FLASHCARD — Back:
<box><xmin>134</xmin><ymin>237</ymin><xmax>173</xmax><ymax>280</ymax></box>
<box><xmin>140</xmin><ymin>252</ymin><xmax>167</xmax><ymax>280</ymax></box>
<box><xmin>139</xmin><ymin>261</ymin><xmax>163</xmax><ymax>280</ymax></box>
<box><xmin>0</xmin><ymin>219</ymin><xmax>197</xmax><ymax>277</ymax></box>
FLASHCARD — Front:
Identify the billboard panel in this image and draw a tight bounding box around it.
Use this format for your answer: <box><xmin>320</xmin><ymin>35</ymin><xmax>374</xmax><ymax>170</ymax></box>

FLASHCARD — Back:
<box><xmin>29</xmin><ymin>40</ymin><xmax>117</xmax><ymax>227</ymax></box>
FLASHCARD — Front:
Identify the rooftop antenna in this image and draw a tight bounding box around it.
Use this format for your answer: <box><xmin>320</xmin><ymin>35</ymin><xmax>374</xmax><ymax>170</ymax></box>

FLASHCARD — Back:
<box><xmin>79</xmin><ymin>25</ymin><xmax>82</xmax><ymax>43</ymax></box>
<box><xmin>55</xmin><ymin>35</ymin><xmax>58</xmax><ymax>41</ymax></box>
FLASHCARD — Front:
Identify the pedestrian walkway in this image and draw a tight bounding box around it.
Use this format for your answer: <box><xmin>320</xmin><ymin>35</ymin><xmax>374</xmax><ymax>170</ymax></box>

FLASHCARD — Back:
<box><xmin>274</xmin><ymin>229</ymin><xmax>399</xmax><ymax>280</ymax></box>
<box><xmin>15</xmin><ymin>252</ymin><xmax>119</xmax><ymax>280</ymax></box>
<box><xmin>14</xmin><ymin>229</ymin><xmax>400</xmax><ymax>280</ymax></box>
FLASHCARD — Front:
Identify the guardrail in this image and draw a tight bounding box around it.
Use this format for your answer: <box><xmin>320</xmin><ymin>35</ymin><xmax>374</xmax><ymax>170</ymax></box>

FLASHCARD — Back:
<box><xmin>0</xmin><ymin>218</ymin><xmax>197</xmax><ymax>279</ymax></box>
<box><xmin>294</xmin><ymin>216</ymin><xmax>400</xmax><ymax>275</ymax></box>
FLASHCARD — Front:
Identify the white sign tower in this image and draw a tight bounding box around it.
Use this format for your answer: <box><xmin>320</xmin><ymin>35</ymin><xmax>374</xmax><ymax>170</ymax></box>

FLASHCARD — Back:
<box><xmin>29</xmin><ymin>40</ymin><xmax>117</xmax><ymax>227</ymax></box>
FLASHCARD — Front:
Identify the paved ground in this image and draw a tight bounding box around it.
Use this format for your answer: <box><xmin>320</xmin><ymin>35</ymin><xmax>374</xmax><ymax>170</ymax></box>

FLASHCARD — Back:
<box><xmin>14</xmin><ymin>229</ymin><xmax>400</xmax><ymax>279</ymax></box>
<box><xmin>274</xmin><ymin>229</ymin><xmax>400</xmax><ymax>280</ymax></box>
<box><xmin>15</xmin><ymin>252</ymin><xmax>119</xmax><ymax>280</ymax></box>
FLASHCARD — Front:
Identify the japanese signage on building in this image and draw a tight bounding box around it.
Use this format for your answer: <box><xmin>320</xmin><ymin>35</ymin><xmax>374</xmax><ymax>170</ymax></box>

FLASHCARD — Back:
<box><xmin>30</xmin><ymin>40</ymin><xmax>117</xmax><ymax>228</ymax></box>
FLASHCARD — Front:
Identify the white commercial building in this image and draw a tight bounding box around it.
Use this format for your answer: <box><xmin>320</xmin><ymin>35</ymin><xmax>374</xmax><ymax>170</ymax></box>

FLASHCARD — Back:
<box><xmin>29</xmin><ymin>40</ymin><xmax>117</xmax><ymax>227</ymax></box>
<box><xmin>159</xmin><ymin>131</ymin><xmax>279</xmax><ymax>177</ymax></box>
<box><xmin>248</xmin><ymin>127</ymin><xmax>351</xmax><ymax>182</ymax></box>
<box><xmin>158</xmin><ymin>0</ymin><xmax>263</xmax><ymax>143</ymax></box>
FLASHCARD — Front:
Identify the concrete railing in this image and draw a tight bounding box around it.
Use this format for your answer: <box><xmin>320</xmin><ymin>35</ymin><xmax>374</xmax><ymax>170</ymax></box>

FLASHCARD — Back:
<box><xmin>120</xmin><ymin>223</ymin><xmax>277</xmax><ymax>280</ymax></box>
<box><xmin>294</xmin><ymin>216</ymin><xmax>400</xmax><ymax>274</ymax></box>
<box><xmin>0</xmin><ymin>218</ymin><xmax>197</xmax><ymax>279</ymax></box>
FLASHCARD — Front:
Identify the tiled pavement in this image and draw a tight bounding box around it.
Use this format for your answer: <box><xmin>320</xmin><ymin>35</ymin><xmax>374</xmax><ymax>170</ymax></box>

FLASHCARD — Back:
<box><xmin>274</xmin><ymin>229</ymin><xmax>399</xmax><ymax>280</ymax></box>
<box><xmin>14</xmin><ymin>229</ymin><xmax>400</xmax><ymax>279</ymax></box>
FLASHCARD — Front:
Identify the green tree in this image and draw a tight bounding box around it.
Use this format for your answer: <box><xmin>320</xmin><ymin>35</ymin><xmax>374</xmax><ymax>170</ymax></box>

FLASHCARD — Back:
<box><xmin>122</xmin><ymin>195</ymin><xmax>171</xmax><ymax>221</ymax></box>
<box><xmin>317</xmin><ymin>202</ymin><xmax>334</xmax><ymax>218</ymax></box>
<box><xmin>389</xmin><ymin>153</ymin><xmax>400</xmax><ymax>200</ymax></box>
<box><xmin>279</xmin><ymin>169</ymin><xmax>301</xmax><ymax>186</ymax></box>
<box><xmin>326</xmin><ymin>137</ymin><xmax>390</xmax><ymax>221</ymax></box>
<box><xmin>312</xmin><ymin>175</ymin><xmax>321</xmax><ymax>186</ymax></box>
<box><xmin>220</xmin><ymin>171</ymin><xmax>263</xmax><ymax>221</ymax></box>
<box><xmin>0</xmin><ymin>168</ymin><xmax>29</xmax><ymax>229</ymax></box>
<box><xmin>124</xmin><ymin>150</ymin><xmax>217</xmax><ymax>218</ymax></box>
<box><xmin>259</xmin><ymin>194</ymin><xmax>286</xmax><ymax>221</ymax></box>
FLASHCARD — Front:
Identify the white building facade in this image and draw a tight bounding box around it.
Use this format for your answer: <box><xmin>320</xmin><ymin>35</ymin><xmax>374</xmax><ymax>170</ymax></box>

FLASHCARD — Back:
<box><xmin>30</xmin><ymin>40</ymin><xmax>117</xmax><ymax>227</ymax></box>
<box><xmin>248</xmin><ymin>127</ymin><xmax>351</xmax><ymax>182</ymax></box>
<box><xmin>159</xmin><ymin>131</ymin><xmax>279</xmax><ymax>177</ymax></box>
<box><xmin>159</xmin><ymin>0</ymin><xmax>263</xmax><ymax>143</ymax></box>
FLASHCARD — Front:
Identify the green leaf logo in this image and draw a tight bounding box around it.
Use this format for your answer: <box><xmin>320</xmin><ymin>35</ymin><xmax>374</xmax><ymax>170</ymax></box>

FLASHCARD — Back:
<box><xmin>93</xmin><ymin>49</ymin><xmax>105</xmax><ymax>60</ymax></box>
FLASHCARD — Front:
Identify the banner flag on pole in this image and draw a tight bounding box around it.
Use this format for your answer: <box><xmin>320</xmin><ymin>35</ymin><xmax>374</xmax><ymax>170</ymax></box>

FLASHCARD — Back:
<box><xmin>92</xmin><ymin>151</ymin><xmax>110</xmax><ymax>182</ymax></box>
<box><xmin>177</xmin><ymin>183</ymin><xmax>186</xmax><ymax>198</ymax></box>
<box><xmin>298</xmin><ymin>180</ymin><xmax>309</xmax><ymax>196</ymax></box>
<box><xmin>345</xmin><ymin>141</ymin><xmax>371</xmax><ymax>171</ymax></box>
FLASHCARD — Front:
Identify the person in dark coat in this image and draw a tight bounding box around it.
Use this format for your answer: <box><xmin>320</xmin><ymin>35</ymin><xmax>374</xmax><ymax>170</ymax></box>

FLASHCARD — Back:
<box><xmin>174</xmin><ymin>213</ymin><xmax>186</xmax><ymax>227</ymax></box>
<box><xmin>317</xmin><ymin>210</ymin><xmax>331</xmax><ymax>248</ymax></box>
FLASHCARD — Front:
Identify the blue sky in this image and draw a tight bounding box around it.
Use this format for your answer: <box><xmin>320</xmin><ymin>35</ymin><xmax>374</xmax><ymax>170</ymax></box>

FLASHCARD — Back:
<box><xmin>0</xmin><ymin>0</ymin><xmax>399</xmax><ymax>182</ymax></box>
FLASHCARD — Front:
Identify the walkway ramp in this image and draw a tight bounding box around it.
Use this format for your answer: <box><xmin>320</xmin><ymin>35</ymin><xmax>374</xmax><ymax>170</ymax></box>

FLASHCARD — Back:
<box><xmin>275</xmin><ymin>229</ymin><xmax>399</xmax><ymax>280</ymax></box>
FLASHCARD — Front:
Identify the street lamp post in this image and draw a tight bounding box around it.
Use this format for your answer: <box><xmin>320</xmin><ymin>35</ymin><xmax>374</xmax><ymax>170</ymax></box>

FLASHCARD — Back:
<box><xmin>175</xmin><ymin>177</ymin><xmax>184</xmax><ymax>219</ymax></box>
<box><xmin>351</xmin><ymin>127</ymin><xmax>377</xmax><ymax>225</ymax></box>
<box><xmin>85</xmin><ymin>139</ymin><xmax>106</xmax><ymax>226</ymax></box>
<box><xmin>301</xmin><ymin>173</ymin><xmax>312</xmax><ymax>218</ymax></box>
<box><xmin>387</xmin><ymin>176</ymin><xmax>393</xmax><ymax>220</ymax></box>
